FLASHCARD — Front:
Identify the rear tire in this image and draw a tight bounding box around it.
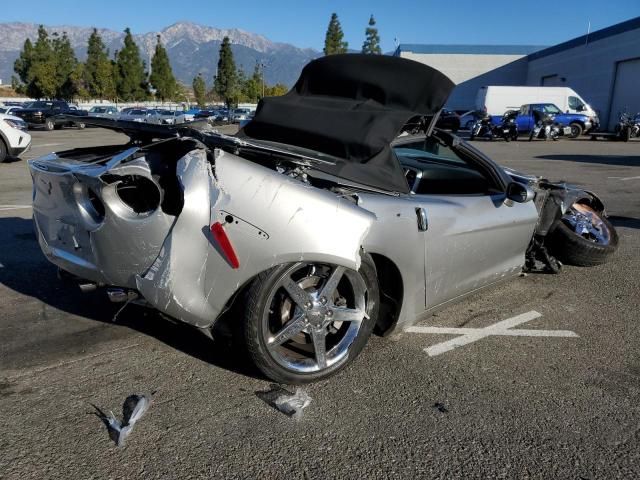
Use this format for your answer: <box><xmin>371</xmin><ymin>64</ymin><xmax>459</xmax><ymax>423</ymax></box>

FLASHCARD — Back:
<box><xmin>547</xmin><ymin>204</ymin><xmax>618</xmax><ymax>266</ymax></box>
<box><xmin>0</xmin><ymin>138</ymin><xmax>7</xmax><ymax>163</ymax></box>
<box><xmin>243</xmin><ymin>255</ymin><xmax>379</xmax><ymax>384</ymax></box>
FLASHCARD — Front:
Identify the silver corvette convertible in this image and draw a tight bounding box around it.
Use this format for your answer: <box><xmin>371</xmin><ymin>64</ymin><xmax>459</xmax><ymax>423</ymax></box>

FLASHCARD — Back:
<box><xmin>28</xmin><ymin>55</ymin><xmax>617</xmax><ymax>383</ymax></box>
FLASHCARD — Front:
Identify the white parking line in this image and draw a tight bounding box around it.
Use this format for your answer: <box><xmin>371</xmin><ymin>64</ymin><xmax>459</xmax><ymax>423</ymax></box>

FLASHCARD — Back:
<box><xmin>0</xmin><ymin>205</ymin><xmax>32</xmax><ymax>211</ymax></box>
<box><xmin>608</xmin><ymin>176</ymin><xmax>640</xmax><ymax>181</ymax></box>
<box><xmin>406</xmin><ymin>310</ymin><xmax>578</xmax><ymax>357</ymax></box>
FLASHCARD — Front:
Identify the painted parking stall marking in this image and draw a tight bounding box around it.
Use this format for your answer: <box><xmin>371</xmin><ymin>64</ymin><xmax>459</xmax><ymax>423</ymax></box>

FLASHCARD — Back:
<box><xmin>608</xmin><ymin>175</ymin><xmax>640</xmax><ymax>181</ymax></box>
<box><xmin>0</xmin><ymin>205</ymin><xmax>32</xmax><ymax>211</ymax></box>
<box><xmin>406</xmin><ymin>310</ymin><xmax>578</xmax><ymax>357</ymax></box>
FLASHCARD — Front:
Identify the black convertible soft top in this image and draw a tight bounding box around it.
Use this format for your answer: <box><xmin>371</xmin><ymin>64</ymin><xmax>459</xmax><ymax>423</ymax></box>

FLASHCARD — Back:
<box><xmin>242</xmin><ymin>54</ymin><xmax>455</xmax><ymax>193</ymax></box>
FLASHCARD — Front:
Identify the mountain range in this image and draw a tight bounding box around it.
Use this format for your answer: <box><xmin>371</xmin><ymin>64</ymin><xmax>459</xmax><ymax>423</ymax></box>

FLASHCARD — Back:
<box><xmin>0</xmin><ymin>21</ymin><xmax>321</xmax><ymax>88</ymax></box>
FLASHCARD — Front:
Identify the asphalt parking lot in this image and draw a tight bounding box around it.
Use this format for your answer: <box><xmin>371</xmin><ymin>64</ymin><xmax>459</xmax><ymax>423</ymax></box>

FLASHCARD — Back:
<box><xmin>1</xmin><ymin>128</ymin><xmax>639</xmax><ymax>479</ymax></box>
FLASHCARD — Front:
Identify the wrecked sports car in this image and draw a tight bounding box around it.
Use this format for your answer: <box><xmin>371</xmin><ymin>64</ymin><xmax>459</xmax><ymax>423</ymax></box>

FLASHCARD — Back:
<box><xmin>28</xmin><ymin>55</ymin><xmax>618</xmax><ymax>383</ymax></box>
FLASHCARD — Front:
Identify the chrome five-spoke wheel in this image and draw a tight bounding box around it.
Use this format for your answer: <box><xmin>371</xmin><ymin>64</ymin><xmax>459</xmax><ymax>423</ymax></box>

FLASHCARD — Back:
<box><xmin>243</xmin><ymin>256</ymin><xmax>379</xmax><ymax>384</ymax></box>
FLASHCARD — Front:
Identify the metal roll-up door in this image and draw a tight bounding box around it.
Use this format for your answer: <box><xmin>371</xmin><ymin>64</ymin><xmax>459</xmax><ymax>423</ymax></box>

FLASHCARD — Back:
<box><xmin>609</xmin><ymin>58</ymin><xmax>640</xmax><ymax>130</ymax></box>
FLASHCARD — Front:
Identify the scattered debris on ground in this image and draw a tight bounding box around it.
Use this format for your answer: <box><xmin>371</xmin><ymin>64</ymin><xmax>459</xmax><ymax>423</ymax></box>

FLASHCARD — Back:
<box><xmin>256</xmin><ymin>384</ymin><xmax>312</xmax><ymax>420</ymax></box>
<box><xmin>433</xmin><ymin>402</ymin><xmax>449</xmax><ymax>413</ymax></box>
<box><xmin>91</xmin><ymin>393</ymin><xmax>154</xmax><ymax>447</ymax></box>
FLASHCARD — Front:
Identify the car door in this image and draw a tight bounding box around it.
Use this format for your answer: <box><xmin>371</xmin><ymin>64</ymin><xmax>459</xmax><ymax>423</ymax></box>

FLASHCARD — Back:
<box><xmin>395</xmin><ymin>136</ymin><xmax>538</xmax><ymax>310</ymax></box>
<box><xmin>516</xmin><ymin>105</ymin><xmax>533</xmax><ymax>132</ymax></box>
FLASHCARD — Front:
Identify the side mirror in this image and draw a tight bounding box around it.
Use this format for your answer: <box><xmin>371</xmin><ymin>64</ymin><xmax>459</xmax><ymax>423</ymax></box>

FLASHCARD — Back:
<box><xmin>506</xmin><ymin>182</ymin><xmax>535</xmax><ymax>203</ymax></box>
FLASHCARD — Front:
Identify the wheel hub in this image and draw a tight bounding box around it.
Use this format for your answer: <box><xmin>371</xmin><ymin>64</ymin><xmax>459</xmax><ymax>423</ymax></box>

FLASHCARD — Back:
<box><xmin>304</xmin><ymin>299</ymin><xmax>333</xmax><ymax>328</ymax></box>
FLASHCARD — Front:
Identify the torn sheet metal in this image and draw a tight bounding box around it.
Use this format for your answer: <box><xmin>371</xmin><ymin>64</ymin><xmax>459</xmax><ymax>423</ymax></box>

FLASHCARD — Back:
<box><xmin>137</xmin><ymin>149</ymin><xmax>375</xmax><ymax>328</ymax></box>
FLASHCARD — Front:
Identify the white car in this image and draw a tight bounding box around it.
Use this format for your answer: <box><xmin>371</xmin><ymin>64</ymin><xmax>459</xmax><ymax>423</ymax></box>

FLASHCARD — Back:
<box><xmin>0</xmin><ymin>106</ymin><xmax>24</xmax><ymax>116</ymax></box>
<box><xmin>118</xmin><ymin>109</ymin><xmax>152</xmax><ymax>123</ymax></box>
<box><xmin>88</xmin><ymin>106</ymin><xmax>118</xmax><ymax>118</ymax></box>
<box><xmin>0</xmin><ymin>113</ymin><xmax>31</xmax><ymax>163</ymax></box>
<box><xmin>148</xmin><ymin>110</ymin><xmax>187</xmax><ymax>125</ymax></box>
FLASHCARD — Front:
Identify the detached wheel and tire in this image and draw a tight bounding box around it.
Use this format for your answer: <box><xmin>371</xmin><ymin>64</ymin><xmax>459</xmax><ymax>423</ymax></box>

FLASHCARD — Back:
<box><xmin>568</xmin><ymin>123</ymin><xmax>583</xmax><ymax>138</ymax></box>
<box><xmin>547</xmin><ymin>203</ymin><xmax>618</xmax><ymax>266</ymax></box>
<box><xmin>243</xmin><ymin>255</ymin><xmax>379</xmax><ymax>384</ymax></box>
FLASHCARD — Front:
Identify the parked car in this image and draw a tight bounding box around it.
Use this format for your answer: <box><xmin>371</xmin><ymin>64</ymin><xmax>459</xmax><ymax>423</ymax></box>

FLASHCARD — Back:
<box><xmin>182</xmin><ymin>108</ymin><xmax>200</xmax><ymax>122</ymax></box>
<box><xmin>232</xmin><ymin>108</ymin><xmax>252</xmax><ymax>123</ymax></box>
<box><xmin>27</xmin><ymin>55</ymin><xmax>618</xmax><ymax>383</ymax></box>
<box><xmin>238</xmin><ymin>111</ymin><xmax>255</xmax><ymax>129</ymax></box>
<box><xmin>13</xmin><ymin>100</ymin><xmax>88</xmax><ymax>130</ymax></box>
<box><xmin>515</xmin><ymin>103</ymin><xmax>588</xmax><ymax>138</ymax></box>
<box><xmin>0</xmin><ymin>113</ymin><xmax>31</xmax><ymax>163</ymax></box>
<box><xmin>148</xmin><ymin>110</ymin><xmax>187</xmax><ymax>125</ymax></box>
<box><xmin>476</xmin><ymin>86</ymin><xmax>599</xmax><ymax>127</ymax></box>
<box><xmin>0</xmin><ymin>106</ymin><xmax>24</xmax><ymax>116</ymax></box>
<box><xmin>435</xmin><ymin>109</ymin><xmax>460</xmax><ymax>132</ymax></box>
<box><xmin>118</xmin><ymin>108</ymin><xmax>152</xmax><ymax>123</ymax></box>
<box><xmin>88</xmin><ymin>106</ymin><xmax>119</xmax><ymax>118</ymax></box>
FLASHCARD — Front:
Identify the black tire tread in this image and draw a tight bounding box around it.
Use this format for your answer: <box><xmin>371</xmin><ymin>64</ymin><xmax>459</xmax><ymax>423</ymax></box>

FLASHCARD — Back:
<box><xmin>0</xmin><ymin>138</ymin><xmax>7</xmax><ymax>163</ymax></box>
<box><xmin>547</xmin><ymin>217</ymin><xmax>618</xmax><ymax>266</ymax></box>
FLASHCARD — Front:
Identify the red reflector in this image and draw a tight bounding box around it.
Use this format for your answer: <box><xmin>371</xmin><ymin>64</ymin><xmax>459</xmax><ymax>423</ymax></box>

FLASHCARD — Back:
<box><xmin>210</xmin><ymin>222</ymin><xmax>240</xmax><ymax>269</ymax></box>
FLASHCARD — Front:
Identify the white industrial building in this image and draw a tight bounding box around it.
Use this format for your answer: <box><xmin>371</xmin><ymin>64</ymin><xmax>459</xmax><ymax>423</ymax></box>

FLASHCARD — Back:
<box><xmin>395</xmin><ymin>16</ymin><xmax>640</xmax><ymax>129</ymax></box>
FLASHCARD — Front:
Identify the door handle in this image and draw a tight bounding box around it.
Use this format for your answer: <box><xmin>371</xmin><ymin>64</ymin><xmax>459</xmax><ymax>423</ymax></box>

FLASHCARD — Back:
<box><xmin>416</xmin><ymin>207</ymin><xmax>428</xmax><ymax>231</ymax></box>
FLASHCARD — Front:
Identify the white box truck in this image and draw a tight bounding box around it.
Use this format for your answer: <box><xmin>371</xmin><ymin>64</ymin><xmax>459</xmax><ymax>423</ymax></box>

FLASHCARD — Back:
<box><xmin>476</xmin><ymin>86</ymin><xmax>598</xmax><ymax>119</ymax></box>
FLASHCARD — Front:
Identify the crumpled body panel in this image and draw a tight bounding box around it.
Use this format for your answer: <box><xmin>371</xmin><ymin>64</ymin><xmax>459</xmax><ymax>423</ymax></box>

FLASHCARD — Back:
<box><xmin>137</xmin><ymin>149</ymin><xmax>376</xmax><ymax>328</ymax></box>
<box><xmin>30</xmin><ymin>146</ymin><xmax>376</xmax><ymax>329</ymax></box>
<box><xmin>30</xmin><ymin>149</ymin><xmax>177</xmax><ymax>287</ymax></box>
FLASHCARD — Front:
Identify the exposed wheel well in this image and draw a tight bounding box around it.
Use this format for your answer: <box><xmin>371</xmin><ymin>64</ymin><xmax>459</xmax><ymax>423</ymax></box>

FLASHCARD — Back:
<box><xmin>369</xmin><ymin>253</ymin><xmax>403</xmax><ymax>336</ymax></box>
<box><xmin>212</xmin><ymin>254</ymin><xmax>405</xmax><ymax>339</ymax></box>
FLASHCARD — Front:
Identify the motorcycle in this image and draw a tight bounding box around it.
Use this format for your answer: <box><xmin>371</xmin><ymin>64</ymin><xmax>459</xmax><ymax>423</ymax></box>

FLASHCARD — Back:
<box><xmin>614</xmin><ymin>111</ymin><xmax>640</xmax><ymax>141</ymax></box>
<box><xmin>469</xmin><ymin>112</ymin><xmax>494</xmax><ymax>140</ymax></box>
<box><xmin>528</xmin><ymin>111</ymin><xmax>562</xmax><ymax>141</ymax></box>
<box><xmin>492</xmin><ymin>110</ymin><xmax>519</xmax><ymax>142</ymax></box>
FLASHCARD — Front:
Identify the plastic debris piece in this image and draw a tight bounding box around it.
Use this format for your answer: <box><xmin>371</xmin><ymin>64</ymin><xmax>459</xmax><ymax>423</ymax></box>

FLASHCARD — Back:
<box><xmin>256</xmin><ymin>384</ymin><xmax>312</xmax><ymax>420</ymax></box>
<box><xmin>91</xmin><ymin>393</ymin><xmax>154</xmax><ymax>447</ymax></box>
<box><xmin>433</xmin><ymin>402</ymin><xmax>448</xmax><ymax>413</ymax></box>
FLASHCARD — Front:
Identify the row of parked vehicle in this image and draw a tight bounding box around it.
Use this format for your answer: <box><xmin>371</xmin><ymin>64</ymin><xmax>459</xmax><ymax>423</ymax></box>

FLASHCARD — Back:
<box><xmin>464</xmin><ymin>106</ymin><xmax>640</xmax><ymax>142</ymax></box>
<box><xmin>0</xmin><ymin>101</ymin><xmax>256</xmax><ymax>131</ymax></box>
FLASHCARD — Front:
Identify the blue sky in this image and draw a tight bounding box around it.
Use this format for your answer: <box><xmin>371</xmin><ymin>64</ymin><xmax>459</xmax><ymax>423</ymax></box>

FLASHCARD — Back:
<box><xmin>3</xmin><ymin>1</ymin><xmax>639</xmax><ymax>52</ymax></box>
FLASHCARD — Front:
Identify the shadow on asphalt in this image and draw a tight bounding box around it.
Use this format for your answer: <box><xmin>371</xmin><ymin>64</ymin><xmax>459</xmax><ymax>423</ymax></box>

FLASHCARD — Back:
<box><xmin>0</xmin><ymin>216</ymin><xmax>259</xmax><ymax>380</ymax></box>
<box><xmin>608</xmin><ymin>216</ymin><xmax>640</xmax><ymax>230</ymax></box>
<box><xmin>534</xmin><ymin>154</ymin><xmax>640</xmax><ymax>167</ymax></box>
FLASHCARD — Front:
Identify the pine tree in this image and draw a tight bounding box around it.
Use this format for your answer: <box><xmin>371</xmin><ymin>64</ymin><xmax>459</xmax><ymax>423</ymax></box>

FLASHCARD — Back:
<box><xmin>213</xmin><ymin>37</ymin><xmax>238</xmax><ymax>108</ymax></box>
<box><xmin>85</xmin><ymin>28</ymin><xmax>115</xmax><ymax>99</ymax></box>
<box><xmin>323</xmin><ymin>13</ymin><xmax>348</xmax><ymax>55</ymax></box>
<box><xmin>70</xmin><ymin>62</ymin><xmax>90</xmax><ymax>99</ymax></box>
<box><xmin>149</xmin><ymin>35</ymin><xmax>177</xmax><ymax>101</ymax></box>
<box><xmin>362</xmin><ymin>15</ymin><xmax>382</xmax><ymax>55</ymax></box>
<box><xmin>13</xmin><ymin>38</ymin><xmax>34</xmax><ymax>87</ymax></box>
<box><xmin>52</xmin><ymin>32</ymin><xmax>78</xmax><ymax>99</ymax></box>
<box><xmin>192</xmin><ymin>74</ymin><xmax>207</xmax><ymax>108</ymax></box>
<box><xmin>29</xmin><ymin>26</ymin><xmax>58</xmax><ymax>98</ymax></box>
<box><xmin>115</xmin><ymin>28</ymin><xmax>149</xmax><ymax>101</ymax></box>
